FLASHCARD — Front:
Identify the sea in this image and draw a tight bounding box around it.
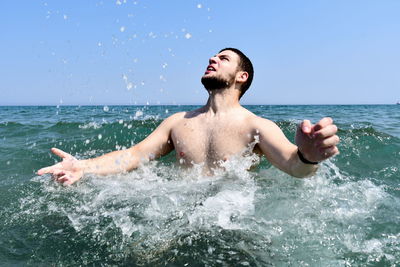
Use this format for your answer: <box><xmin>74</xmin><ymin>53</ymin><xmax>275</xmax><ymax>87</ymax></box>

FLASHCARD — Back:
<box><xmin>0</xmin><ymin>105</ymin><xmax>399</xmax><ymax>266</ymax></box>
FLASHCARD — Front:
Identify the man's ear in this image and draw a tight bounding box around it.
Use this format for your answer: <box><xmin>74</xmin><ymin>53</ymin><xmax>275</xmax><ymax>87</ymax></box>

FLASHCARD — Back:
<box><xmin>236</xmin><ymin>71</ymin><xmax>249</xmax><ymax>83</ymax></box>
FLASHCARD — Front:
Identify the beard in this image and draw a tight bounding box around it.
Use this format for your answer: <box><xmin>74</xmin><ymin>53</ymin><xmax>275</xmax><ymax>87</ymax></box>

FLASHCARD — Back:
<box><xmin>201</xmin><ymin>74</ymin><xmax>234</xmax><ymax>91</ymax></box>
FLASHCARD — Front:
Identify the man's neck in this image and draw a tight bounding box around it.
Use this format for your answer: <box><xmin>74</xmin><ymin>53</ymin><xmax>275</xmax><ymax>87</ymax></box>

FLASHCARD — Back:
<box><xmin>204</xmin><ymin>87</ymin><xmax>241</xmax><ymax>114</ymax></box>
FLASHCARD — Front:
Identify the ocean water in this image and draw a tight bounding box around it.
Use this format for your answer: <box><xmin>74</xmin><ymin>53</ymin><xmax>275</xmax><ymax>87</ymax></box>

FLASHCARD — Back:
<box><xmin>0</xmin><ymin>105</ymin><xmax>399</xmax><ymax>266</ymax></box>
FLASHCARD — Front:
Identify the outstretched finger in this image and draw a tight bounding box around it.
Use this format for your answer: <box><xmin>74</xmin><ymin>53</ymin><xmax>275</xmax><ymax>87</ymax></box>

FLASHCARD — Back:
<box><xmin>37</xmin><ymin>166</ymin><xmax>57</xmax><ymax>175</ymax></box>
<box><xmin>51</xmin><ymin>147</ymin><xmax>71</xmax><ymax>159</ymax></box>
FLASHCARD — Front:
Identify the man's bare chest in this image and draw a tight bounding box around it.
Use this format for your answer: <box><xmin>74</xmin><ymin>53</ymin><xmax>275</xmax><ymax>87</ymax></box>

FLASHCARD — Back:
<box><xmin>170</xmin><ymin>120</ymin><xmax>255</xmax><ymax>165</ymax></box>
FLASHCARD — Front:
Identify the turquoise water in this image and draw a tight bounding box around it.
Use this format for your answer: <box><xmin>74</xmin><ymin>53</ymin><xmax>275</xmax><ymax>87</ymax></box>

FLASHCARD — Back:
<box><xmin>0</xmin><ymin>105</ymin><xmax>399</xmax><ymax>266</ymax></box>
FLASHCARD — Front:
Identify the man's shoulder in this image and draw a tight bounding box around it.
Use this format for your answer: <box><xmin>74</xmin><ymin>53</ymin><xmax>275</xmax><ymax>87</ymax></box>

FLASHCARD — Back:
<box><xmin>163</xmin><ymin>110</ymin><xmax>199</xmax><ymax>124</ymax></box>
<box><xmin>163</xmin><ymin>111</ymin><xmax>186</xmax><ymax>123</ymax></box>
<box><xmin>153</xmin><ymin>112</ymin><xmax>187</xmax><ymax>133</ymax></box>
<box><xmin>240</xmin><ymin>108</ymin><xmax>278</xmax><ymax>128</ymax></box>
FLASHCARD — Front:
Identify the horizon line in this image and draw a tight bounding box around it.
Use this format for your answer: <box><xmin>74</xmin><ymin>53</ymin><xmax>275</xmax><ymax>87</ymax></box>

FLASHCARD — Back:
<box><xmin>0</xmin><ymin>103</ymin><xmax>398</xmax><ymax>107</ymax></box>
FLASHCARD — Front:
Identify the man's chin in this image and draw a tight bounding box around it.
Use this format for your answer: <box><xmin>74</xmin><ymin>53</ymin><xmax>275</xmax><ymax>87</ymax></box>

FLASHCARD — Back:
<box><xmin>201</xmin><ymin>76</ymin><xmax>229</xmax><ymax>91</ymax></box>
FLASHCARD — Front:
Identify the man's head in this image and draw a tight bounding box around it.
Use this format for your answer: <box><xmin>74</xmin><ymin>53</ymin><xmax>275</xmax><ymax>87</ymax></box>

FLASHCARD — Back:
<box><xmin>201</xmin><ymin>48</ymin><xmax>254</xmax><ymax>99</ymax></box>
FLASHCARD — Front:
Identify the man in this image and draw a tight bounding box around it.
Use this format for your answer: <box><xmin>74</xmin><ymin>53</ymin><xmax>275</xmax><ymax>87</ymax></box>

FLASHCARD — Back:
<box><xmin>38</xmin><ymin>48</ymin><xmax>340</xmax><ymax>185</ymax></box>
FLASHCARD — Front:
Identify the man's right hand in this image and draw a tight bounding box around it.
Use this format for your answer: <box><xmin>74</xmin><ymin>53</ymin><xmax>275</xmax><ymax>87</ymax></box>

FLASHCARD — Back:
<box><xmin>37</xmin><ymin>148</ymin><xmax>84</xmax><ymax>185</ymax></box>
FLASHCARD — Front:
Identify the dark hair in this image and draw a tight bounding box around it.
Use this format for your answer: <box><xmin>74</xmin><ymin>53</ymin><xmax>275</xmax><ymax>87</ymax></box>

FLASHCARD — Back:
<box><xmin>219</xmin><ymin>48</ymin><xmax>254</xmax><ymax>99</ymax></box>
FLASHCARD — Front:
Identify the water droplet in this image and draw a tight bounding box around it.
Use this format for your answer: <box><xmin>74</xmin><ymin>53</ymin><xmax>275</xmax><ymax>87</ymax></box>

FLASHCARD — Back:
<box><xmin>63</xmin><ymin>14</ymin><xmax>68</xmax><ymax>20</ymax></box>
<box><xmin>103</xmin><ymin>106</ymin><xmax>109</xmax><ymax>112</ymax></box>
<box><xmin>197</xmin><ymin>4</ymin><xmax>202</xmax><ymax>8</ymax></box>
<box><xmin>185</xmin><ymin>33</ymin><xmax>192</xmax><ymax>39</ymax></box>
<box><xmin>98</xmin><ymin>134</ymin><xmax>102</xmax><ymax>140</ymax></box>
<box><xmin>135</xmin><ymin>110</ymin><xmax>143</xmax><ymax>118</ymax></box>
<box><xmin>120</xmin><ymin>26</ymin><xmax>125</xmax><ymax>32</ymax></box>
<box><xmin>85</xmin><ymin>139</ymin><xmax>90</xmax><ymax>144</ymax></box>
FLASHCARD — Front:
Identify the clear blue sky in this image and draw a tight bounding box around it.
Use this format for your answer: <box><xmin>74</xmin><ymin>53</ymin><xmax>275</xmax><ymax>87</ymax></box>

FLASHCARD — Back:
<box><xmin>1</xmin><ymin>0</ymin><xmax>399</xmax><ymax>105</ymax></box>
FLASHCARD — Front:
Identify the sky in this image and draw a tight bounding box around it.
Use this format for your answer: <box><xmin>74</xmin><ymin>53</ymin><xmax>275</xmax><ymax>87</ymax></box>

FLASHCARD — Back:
<box><xmin>1</xmin><ymin>0</ymin><xmax>399</xmax><ymax>105</ymax></box>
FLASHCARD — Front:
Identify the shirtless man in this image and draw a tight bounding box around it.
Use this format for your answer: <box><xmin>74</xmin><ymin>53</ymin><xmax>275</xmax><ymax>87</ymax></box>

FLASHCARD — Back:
<box><xmin>38</xmin><ymin>48</ymin><xmax>340</xmax><ymax>185</ymax></box>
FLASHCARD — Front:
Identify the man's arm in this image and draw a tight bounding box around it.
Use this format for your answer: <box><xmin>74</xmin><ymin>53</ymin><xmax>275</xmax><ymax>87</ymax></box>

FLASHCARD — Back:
<box><xmin>38</xmin><ymin>113</ymin><xmax>181</xmax><ymax>185</ymax></box>
<box><xmin>253</xmin><ymin>116</ymin><xmax>339</xmax><ymax>178</ymax></box>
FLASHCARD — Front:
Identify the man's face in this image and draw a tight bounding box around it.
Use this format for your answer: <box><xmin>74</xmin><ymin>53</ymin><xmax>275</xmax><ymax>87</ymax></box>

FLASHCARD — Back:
<box><xmin>201</xmin><ymin>50</ymin><xmax>241</xmax><ymax>90</ymax></box>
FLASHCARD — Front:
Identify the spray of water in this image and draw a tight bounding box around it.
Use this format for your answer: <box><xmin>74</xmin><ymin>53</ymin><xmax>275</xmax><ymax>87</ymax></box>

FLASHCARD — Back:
<box><xmin>2</xmin><ymin>150</ymin><xmax>396</xmax><ymax>265</ymax></box>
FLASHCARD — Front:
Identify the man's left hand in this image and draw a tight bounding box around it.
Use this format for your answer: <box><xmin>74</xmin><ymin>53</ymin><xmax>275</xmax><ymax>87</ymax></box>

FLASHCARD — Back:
<box><xmin>295</xmin><ymin>117</ymin><xmax>340</xmax><ymax>163</ymax></box>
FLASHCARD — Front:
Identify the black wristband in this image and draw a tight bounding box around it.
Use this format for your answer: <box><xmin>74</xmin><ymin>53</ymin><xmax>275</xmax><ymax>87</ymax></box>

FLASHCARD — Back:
<box><xmin>297</xmin><ymin>149</ymin><xmax>318</xmax><ymax>165</ymax></box>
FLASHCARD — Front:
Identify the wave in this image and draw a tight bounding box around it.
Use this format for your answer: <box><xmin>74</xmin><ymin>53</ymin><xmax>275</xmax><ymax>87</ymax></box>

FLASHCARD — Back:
<box><xmin>1</xmin><ymin>157</ymin><xmax>398</xmax><ymax>265</ymax></box>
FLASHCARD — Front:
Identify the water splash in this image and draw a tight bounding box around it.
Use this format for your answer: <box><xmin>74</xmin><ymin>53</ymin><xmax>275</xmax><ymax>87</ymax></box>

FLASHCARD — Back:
<box><xmin>3</xmin><ymin>154</ymin><xmax>398</xmax><ymax>265</ymax></box>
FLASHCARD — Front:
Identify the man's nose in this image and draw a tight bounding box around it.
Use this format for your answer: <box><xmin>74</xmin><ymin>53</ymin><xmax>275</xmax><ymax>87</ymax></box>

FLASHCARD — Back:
<box><xmin>209</xmin><ymin>56</ymin><xmax>218</xmax><ymax>64</ymax></box>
